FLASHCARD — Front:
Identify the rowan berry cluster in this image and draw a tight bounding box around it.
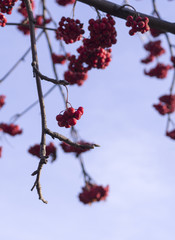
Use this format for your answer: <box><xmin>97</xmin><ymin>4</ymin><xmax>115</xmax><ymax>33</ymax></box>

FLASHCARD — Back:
<box><xmin>35</xmin><ymin>15</ymin><xmax>51</xmax><ymax>26</ymax></box>
<box><xmin>83</xmin><ymin>14</ymin><xmax>117</xmax><ymax>49</ymax></box>
<box><xmin>60</xmin><ymin>141</ymin><xmax>92</xmax><ymax>155</ymax></box>
<box><xmin>0</xmin><ymin>13</ymin><xmax>7</xmax><ymax>27</ymax></box>
<box><xmin>150</xmin><ymin>28</ymin><xmax>164</xmax><ymax>37</ymax></box>
<box><xmin>126</xmin><ymin>15</ymin><xmax>150</xmax><ymax>36</ymax></box>
<box><xmin>52</xmin><ymin>53</ymin><xmax>70</xmax><ymax>64</ymax></box>
<box><xmin>57</xmin><ymin>17</ymin><xmax>85</xmax><ymax>44</ymax></box>
<box><xmin>17</xmin><ymin>15</ymin><xmax>50</xmax><ymax>35</ymax></box>
<box><xmin>0</xmin><ymin>0</ymin><xmax>17</xmax><ymax>15</ymax></box>
<box><xmin>64</xmin><ymin>71</ymin><xmax>88</xmax><ymax>86</ymax></box>
<box><xmin>61</xmin><ymin>14</ymin><xmax>116</xmax><ymax>86</ymax></box>
<box><xmin>77</xmin><ymin>46</ymin><xmax>112</xmax><ymax>69</ymax></box>
<box><xmin>171</xmin><ymin>56</ymin><xmax>175</xmax><ymax>66</ymax></box>
<box><xmin>17</xmin><ymin>19</ymin><xmax>30</xmax><ymax>35</ymax></box>
<box><xmin>56</xmin><ymin>107</ymin><xmax>84</xmax><ymax>128</ymax></box>
<box><xmin>144</xmin><ymin>63</ymin><xmax>173</xmax><ymax>79</ymax></box>
<box><xmin>18</xmin><ymin>0</ymin><xmax>34</xmax><ymax>17</ymax></box>
<box><xmin>166</xmin><ymin>129</ymin><xmax>175</xmax><ymax>140</ymax></box>
<box><xmin>56</xmin><ymin>0</ymin><xmax>75</xmax><ymax>6</ymax></box>
<box><xmin>141</xmin><ymin>40</ymin><xmax>165</xmax><ymax>64</ymax></box>
<box><xmin>0</xmin><ymin>123</ymin><xmax>22</xmax><ymax>136</ymax></box>
<box><xmin>28</xmin><ymin>142</ymin><xmax>56</xmax><ymax>160</ymax></box>
<box><xmin>0</xmin><ymin>95</ymin><xmax>6</xmax><ymax>109</ymax></box>
<box><xmin>79</xmin><ymin>183</ymin><xmax>109</xmax><ymax>204</ymax></box>
<box><xmin>153</xmin><ymin>94</ymin><xmax>175</xmax><ymax>115</ymax></box>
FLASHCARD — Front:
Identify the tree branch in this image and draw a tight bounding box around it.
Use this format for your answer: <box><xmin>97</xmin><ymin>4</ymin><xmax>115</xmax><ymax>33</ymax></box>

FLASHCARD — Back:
<box><xmin>45</xmin><ymin>128</ymin><xmax>100</xmax><ymax>149</ymax></box>
<box><xmin>77</xmin><ymin>0</ymin><xmax>175</xmax><ymax>34</ymax></box>
<box><xmin>32</xmin><ymin>63</ymin><xmax>69</xmax><ymax>86</ymax></box>
<box><xmin>24</xmin><ymin>0</ymin><xmax>48</xmax><ymax>204</ymax></box>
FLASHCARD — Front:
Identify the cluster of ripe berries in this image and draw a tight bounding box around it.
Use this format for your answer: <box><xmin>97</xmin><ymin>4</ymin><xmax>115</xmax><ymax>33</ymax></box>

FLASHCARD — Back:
<box><xmin>28</xmin><ymin>142</ymin><xmax>57</xmax><ymax>161</ymax></box>
<box><xmin>18</xmin><ymin>0</ymin><xmax>35</xmax><ymax>17</ymax></box>
<box><xmin>141</xmin><ymin>40</ymin><xmax>165</xmax><ymax>64</ymax></box>
<box><xmin>52</xmin><ymin>53</ymin><xmax>70</xmax><ymax>64</ymax></box>
<box><xmin>0</xmin><ymin>13</ymin><xmax>7</xmax><ymax>27</ymax></box>
<box><xmin>0</xmin><ymin>123</ymin><xmax>22</xmax><ymax>136</ymax></box>
<box><xmin>18</xmin><ymin>15</ymin><xmax>51</xmax><ymax>35</ymax></box>
<box><xmin>0</xmin><ymin>95</ymin><xmax>6</xmax><ymax>109</ymax></box>
<box><xmin>126</xmin><ymin>15</ymin><xmax>150</xmax><ymax>36</ymax></box>
<box><xmin>60</xmin><ymin>141</ymin><xmax>92</xmax><ymax>155</ymax></box>
<box><xmin>153</xmin><ymin>94</ymin><xmax>175</xmax><ymax>115</ymax></box>
<box><xmin>144</xmin><ymin>63</ymin><xmax>173</xmax><ymax>79</ymax></box>
<box><xmin>79</xmin><ymin>183</ymin><xmax>109</xmax><ymax>204</ymax></box>
<box><xmin>166</xmin><ymin>129</ymin><xmax>175</xmax><ymax>140</ymax></box>
<box><xmin>0</xmin><ymin>0</ymin><xmax>18</xmax><ymax>27</ymax></box>
<box><xmin>56</xmin><ymin>0</ymin><xmax>75</xmax><ymax>6</ymax></box>
<box><xmin>56</xmin><ymin>107</ymin><xmax>84</xmax><ymax>128</ymax></box>
<box><xmin>57</xmin><ymin>17</ymin><xmax>85</xmax><ymax>44</ymax></box>
<box><xmin>0</xmin><ymin>0</ymin><xmax>17</xmax><ymax>14</ymax></box>
<box><xmin>83</xmin><ymin>14</ymin><xmax>117</xmax><ymax>49</ymax></box>
<box><xmin>150</xmin><ymin>28</ymin><xmax>164</xmax><ymax>37</ymax></box>
<box><xmin>61</xmin><ymin>14</ymin><xmax>116</xmax><ymax>86</ymax></box>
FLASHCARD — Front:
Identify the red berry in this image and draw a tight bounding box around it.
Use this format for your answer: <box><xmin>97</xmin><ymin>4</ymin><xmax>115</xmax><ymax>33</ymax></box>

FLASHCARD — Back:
<box><xmin>78</xmin><ymin>106</ymin><xmax>84</xmax><ymax>114</ymax></box>
<box><xmin>74</xmin><ymin>110</ymin><xmax>82</xmax><ymax>120</ymax></box>
<box><xmin>68</xmin><ymin>118</ymin><xmax>77</xmax><ymax>126</ymax></box>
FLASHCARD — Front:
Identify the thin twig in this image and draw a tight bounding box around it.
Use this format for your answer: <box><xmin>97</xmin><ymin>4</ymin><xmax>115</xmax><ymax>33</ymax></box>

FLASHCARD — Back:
<box><xmin>32</xmin><ymin>63</ymin><xmax>69</xmax><ymax>86</ymax></box>
<box><xmin>45</xmin><ymin>128</ymin><xmax>100</xmax><ymax>149</ymax></box>
<box><xmin>11</xmin><ymin>85</ymin><xmax>57</xmax><ymax>123</ymax></box>
<box><xmin>0</xmin><ymin>31</ymin><xmax>43</xmax><ymax>83</ymax></box>
<box><xmin>6</xmin><ymin>22</ymin><xmax>56</xmax><ymax>31</ymax></box>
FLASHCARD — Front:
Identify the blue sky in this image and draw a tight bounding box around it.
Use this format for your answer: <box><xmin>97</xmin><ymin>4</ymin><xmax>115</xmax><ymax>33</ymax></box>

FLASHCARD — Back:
<box><xmin>1</xmin><ymin>0</ymin><xmax>175</xmax><ymax>240</ymax></box>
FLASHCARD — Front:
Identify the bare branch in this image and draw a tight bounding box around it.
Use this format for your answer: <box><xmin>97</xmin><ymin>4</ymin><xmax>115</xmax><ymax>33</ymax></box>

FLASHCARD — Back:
<box><xmin>0</xmin><ymin>31</ymin><xmax>43</xmax><ymax>83</ymax></box>
<box><xmin>77</xmin><ymin>0</ymin><xmax>175</xmax><ymax>34</ymax></box>
<box><xmin>32</xmin><ymin>63</ymin><xmax>69</xmax><ymax>86</ymax></box>
<box><xmin>6</xmin><ymin>22</ymin><xmax>56</xmax><ymax>31</ymax></box>
<box><xmin>24</xmin><ymin>0</ymin><xmax>48</xmax><ymax>204</ymax></box>
<box><xmin>45</xmin><ymin>128</ymin><xmax>100</xmax><ymax>149</ymax></box>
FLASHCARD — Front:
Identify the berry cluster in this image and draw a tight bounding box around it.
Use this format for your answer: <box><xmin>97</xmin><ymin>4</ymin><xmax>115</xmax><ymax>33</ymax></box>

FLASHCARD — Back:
<box><xmin>17</xmin><ymin>19</ymin><xmax>30</xmax><ymax>35</ymax></box>
<box><xmin>56</xmin><ymin>107</ymin><xmax>84</xmax><ymax>128</ymax></box>
<box><xmin>150</xmin><ymin>28</ymin><xmax>164</xmax><ymax>38</ymax></box>
<box><xmin>35</xmin><ymin>15</ymin><xmax>51</xmax><ymax>26</ymax></box>
<box><xmin>0</xmin><ymin>123</ymin><xmax>22</xmax><ymax>136</ymax></box>
<box><xmin>52</xmin><ymin>53</ymin><xmax>70</xmax><ymax>64</ymax></box>
<box><xmin>153</xmin><ymin>94</ymin><xmax>175</xmax><ymax>115</ymax></box>
<box><xmin>57</xmin><ymin>17</ymin><xmax>85</xmax><ymax>44</ymax></box>
<box><xmin>126</xmin><ymin>15</ymin><xmax>150</xmax><ymax>36</ymax></box>
<box><xmin>83</xmin><ymin>14</ymin><xmax>117</xmax><ymax>49</ymax></box>
<box><xmin>60</xmin><ymin>141</ymin><xmax>92</xmax><ymax>155</ymax></box>
<box><xmin>0</xmin><ymin>95</ymin><xmax>6</xmax><ymax>109</ymax></box>
<box><xmin>18</xmin><ymin>0</ymin><xmax>35</xmax><ymax>17</ymax></box>
<box><xmin>141</xmin><ymin>40</ymin><xmax>165</xmax><ymax>64</ymax></box>
<box><xmin>17</xmin><ymin>15</ymin><xmax>51</xmax><ymax>35</ymax></box>
<box><xmin>79</xmin><ymin>183</ymin><xmax>109</xmax><ymax>204</ymax></box>
<box><xmin>56</xmin><ymin>0</ymin><xmax>75</xmax><ymax>6</ymax></box>
<box><xmin>0</xmin><ymin>13</ymin><xmax>7</xmax><ymax>27</ymax></box>
<box><xmin>144</xmin><ymin>63</ymin><xmax>173</xmax><ymax>79</ymax></box>
<box><xmin>64</xmin><ymin>71</ymin><xmax>88</xmax><ymax>86</ymax></box>
<box><xmin>166</xmin><ymin>129</ymin><xmax>175</xmax><ymax>140</ymax></box>
<box><xmin>63</xmin><ymin>14</ymin><xmax>116</xmax><ymax>86</ymax></box>
<box><xmin>0</xmin><ymin>0</ymin><xmax>17</xmax><ymax>15</ymax></box>
<box><xmin>171</xmin><ymin>56</ymin><xmax>175</xmax><ymax>66</ymax></box>
<box><xmin>77</xmin><ymin>46</ymin><xmax>112</xmax><ymax>69</ymax></box>
<box><xmin>28</xmin><ymin>142</ymin><xmax>57</xmax><ymax>161</ymax></box>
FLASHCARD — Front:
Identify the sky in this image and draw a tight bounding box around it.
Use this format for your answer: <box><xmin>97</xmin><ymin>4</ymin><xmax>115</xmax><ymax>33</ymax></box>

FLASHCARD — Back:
<box><xmin>1</xmin><ymin>0</ymin><xmax>175</xmax><ymax>240</ymax></box>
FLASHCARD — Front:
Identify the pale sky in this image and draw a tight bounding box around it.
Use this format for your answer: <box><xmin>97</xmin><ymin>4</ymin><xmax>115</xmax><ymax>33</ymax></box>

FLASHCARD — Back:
<box><xmin>1</xmin><ymin>1</ymin><xmax>175</xmax><ymax>240</ymax></box>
